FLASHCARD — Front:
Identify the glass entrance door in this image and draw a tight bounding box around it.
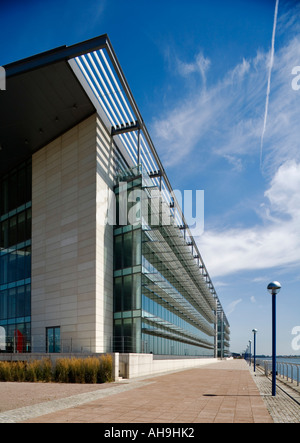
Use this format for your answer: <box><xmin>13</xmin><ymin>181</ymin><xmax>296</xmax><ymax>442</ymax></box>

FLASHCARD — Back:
<box><xmin>46</xmin><ymin>326</ymin><xmax>60</xmax><ymax>353</ymax></box>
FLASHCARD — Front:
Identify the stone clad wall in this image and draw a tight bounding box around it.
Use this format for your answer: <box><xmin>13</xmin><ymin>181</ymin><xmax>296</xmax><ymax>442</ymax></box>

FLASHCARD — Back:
<box><xmin>31</xmin><ymin>114</ymin><xmax>114</xmax><ymax>353</ymax></box>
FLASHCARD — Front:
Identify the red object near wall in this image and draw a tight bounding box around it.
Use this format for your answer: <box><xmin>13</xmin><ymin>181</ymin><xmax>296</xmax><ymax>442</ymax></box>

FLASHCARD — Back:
<box><xmin>14</xmin><ymin>329</ymin><xmax>24</xmax><ymax>353</ymax></box>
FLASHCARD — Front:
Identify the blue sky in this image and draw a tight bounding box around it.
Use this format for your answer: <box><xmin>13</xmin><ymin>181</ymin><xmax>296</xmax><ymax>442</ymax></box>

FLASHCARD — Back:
<box><xmin>1</xmin><ymin>0</ymin><xmax>300</xmax><ymax>355</ymax></box>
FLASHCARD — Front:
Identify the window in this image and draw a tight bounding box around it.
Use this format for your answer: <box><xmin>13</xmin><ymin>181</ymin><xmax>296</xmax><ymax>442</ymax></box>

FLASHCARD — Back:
<box><xmin>123</xmin><ymin>275</ymin><xmax>132</xmax><ymax>311</ymax></box>
<box><xmin>114</xmin><ymin>277</ymin><xmax>122</xmax><ymax>312</ymax></box>
<box><xmin>132</xmin><ymin>229</ymin><xmax>141</xmax><ymax>266</ymax></box>
<box><xmin>123</xmin><ymin>232</ymin><xmax>132</xmax><ymax>268</ymax></box>
<box><xmin>114</xmin><ymin>235</ymin><xmax>122</xmax><ymax>270</ymax></box>
<box><xmin>46</xmin><ymin>327</ymin><xmax>60</xmax><ymax>353</ymax></box>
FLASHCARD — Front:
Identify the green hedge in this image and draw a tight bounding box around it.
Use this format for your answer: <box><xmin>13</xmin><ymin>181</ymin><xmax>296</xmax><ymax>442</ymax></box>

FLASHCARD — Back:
<box><xmin>0</xmin><ymin>355</ymin><xmax>113</xmax><ymax>383</ymax></box>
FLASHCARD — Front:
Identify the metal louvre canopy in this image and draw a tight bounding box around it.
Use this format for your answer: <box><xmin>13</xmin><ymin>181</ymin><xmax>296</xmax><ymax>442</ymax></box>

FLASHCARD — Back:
<box><xmin>143</xmin><ymin>273</ymin><xmax>215</xmax><ymax>337</ymax></box>
<box><xmin>142</xmin><ymin>314</ymin><xmax>214</xmax><ymax>350</ymax></box>
<box><xmin>141</xmin><ymin>182</ymin><xmax>220</xmax><ymax>316</ymax></box>
<box><xmin>144</xmin><ymin>221</ymin><xmax>216</xmax><ymax>313</ymax></box>
<box><xmin>143</xmin><ymin>326</ymin><xmax>214</xmax><ymax>350</ymax></box>
<box><xmin>144</xmin><ymin>236</ymin><xmax>216</xmax><ymax>326</ymax></box>
<box><xmin>140</xmin><ymin>184</ymin><xmax>218</xmax><ymax>329</ymax></box>
<box><xmin>159</xmin><ymin>224</ymin><xmax>216</xmax><ymax>308</ymax></box>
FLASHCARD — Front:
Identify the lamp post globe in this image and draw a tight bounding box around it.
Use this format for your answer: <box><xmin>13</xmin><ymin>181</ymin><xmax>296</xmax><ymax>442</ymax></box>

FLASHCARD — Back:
<box><xmin>267</xmin><ymin>281</ymin><xmax>281</xmax><ymax>295</ymax></box>
<box><xmin>267</xmin><ymin>281</ymin><xmax>281</xmax><ymax>396</ymax></box>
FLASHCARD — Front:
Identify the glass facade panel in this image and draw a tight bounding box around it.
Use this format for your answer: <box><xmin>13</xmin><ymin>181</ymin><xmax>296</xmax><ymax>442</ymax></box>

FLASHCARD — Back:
<box><xmin>123</xmin><ymin>275</ymin><xmax>132</xmax><ymax>311</ymax></box>
<box><xmin>123</xmin><ymin>232</ymin><xmax>132</xmax><ymax>268</ymax></box>
<box><xmin>114</xmin><ymin>235</ymin><xmax>122</xmax><ymax>270</ymax></box>
<box><xmin>0</xmin><ymin>160</ymin><xmax>32</xmax><ymax>352</ymax></box>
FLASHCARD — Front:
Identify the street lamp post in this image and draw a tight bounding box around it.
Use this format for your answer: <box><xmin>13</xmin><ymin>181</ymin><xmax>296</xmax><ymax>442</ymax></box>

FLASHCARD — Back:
<box><xmin>249</xmin><ymin>340</ymin><xmax>252</xmax><ymax>366</ymax></box>
<box><xmin>267</xmin><ymin>281</ymin><xmax>281</xmax><ymax>396</ymax></box>
<box><xmin>252</xmin><ymin>329</ymin><xmax>257</xmax><ymax>372</ymax></box>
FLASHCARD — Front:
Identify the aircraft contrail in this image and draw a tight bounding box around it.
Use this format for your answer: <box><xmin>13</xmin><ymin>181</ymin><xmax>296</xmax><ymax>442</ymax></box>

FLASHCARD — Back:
<box><xmin>260</xmin><ymin>0</ymin><xmax>279</xmax><ymax>169</ymax></box>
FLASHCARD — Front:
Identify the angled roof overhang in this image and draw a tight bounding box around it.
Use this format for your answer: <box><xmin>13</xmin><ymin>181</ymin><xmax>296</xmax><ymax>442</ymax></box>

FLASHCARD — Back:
<box><xmin>0</xmin><ymin>35</ymin><xmax>114</xmax><ymax>176</ymax></box>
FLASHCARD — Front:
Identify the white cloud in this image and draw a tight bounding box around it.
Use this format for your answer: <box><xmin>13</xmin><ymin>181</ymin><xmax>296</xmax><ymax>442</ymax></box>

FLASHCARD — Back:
<box><xmin>226</xmin><ymin>298</ymin><xmax>242</xmax><ymax>316</ymax></box>
<box><xmin>198</xmin><ymin>161</ymin><xmax>300</xmax><ymax>277</ymax></box>
<box><xmin>264</xmin><ymin>160</ymin><xmax>300</xmax><ymax>218</ymax></box>
<box><xmin>259</xmin><ymin>36</ymin><xmax>300</xmax><ymax>177</ymax></box>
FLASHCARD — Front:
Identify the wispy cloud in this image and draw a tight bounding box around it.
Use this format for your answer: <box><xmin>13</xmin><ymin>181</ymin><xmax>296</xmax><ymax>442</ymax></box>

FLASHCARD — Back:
<box><xmin>152</xmin><ymin>3</ymin><xmax>300</xmax><ymax>177</ymax></box>
<box><xmin>152</xmin><ymin>56</ymin><xmax>253</xmax><ymax>168</ymax></box>
<box><xmin>177</xmin><ymin>51</ymin><xmax>211</xmax><ymax>88</ymax></box>
<box><xmin>226</xmin><ymin>298</ymin><xmax>242</xmax><ymax>316</ymax></box>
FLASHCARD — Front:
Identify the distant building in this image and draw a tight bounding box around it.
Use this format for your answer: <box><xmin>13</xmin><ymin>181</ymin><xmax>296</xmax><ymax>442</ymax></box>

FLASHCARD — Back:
<box><xmin>0</xmin><ymin>35</ymin><xmax>230</xmax><ymax>358</ymax></box>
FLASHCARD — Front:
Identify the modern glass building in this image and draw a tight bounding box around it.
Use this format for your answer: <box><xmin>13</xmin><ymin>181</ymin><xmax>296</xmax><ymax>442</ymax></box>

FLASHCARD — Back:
<box><xmin>0</xmin><ymin>35</ymin><xmax>230</xmax><ymax>358</ymax></box>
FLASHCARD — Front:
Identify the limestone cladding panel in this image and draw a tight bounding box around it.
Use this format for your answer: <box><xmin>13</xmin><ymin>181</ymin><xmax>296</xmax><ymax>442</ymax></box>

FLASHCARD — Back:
<box><xmin>31</xmin><ymin>114</ymin><xmax>115</xmax><ymax>353</ymax></box>
<box><xmin>95</xmin><ymin>116</ymin><xmax>115</xmax><ymax>353</ymax></box>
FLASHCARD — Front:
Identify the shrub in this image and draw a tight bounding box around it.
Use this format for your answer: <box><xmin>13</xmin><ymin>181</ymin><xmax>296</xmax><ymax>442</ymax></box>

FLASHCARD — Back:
<box><xmin>54</xmin><ymin>356</ymin><xmax>113</xmax><ymax>384</ymax></box>
<box><xmin>0</xmin><ymin>361</ymin><xmax>11</xmax><ymax>381</ymax></box>
<box><xmin>84</xmin><ymin>357</ymin><xmax>98</xmax><ymax>384</ymax></box>
<box><xmin>67</xmin><ymin>358</ymin><xmax>85</xmax><ymax>384</ymax></box>
<box><xmin>0</xmin><ymin>355</ymin><xmax>113</xmax><ymax>383</ymax></box>
<box><xmin>28</xmin><ymin>360</ymin><xmax>43</xmax><ymax>382</ymax></box>
<box><xmin>54</xmin><ymin>358</ymin><xmax>70</xmax><ymax>383</ymax></box>
<box><xmin>98</xmin><ymin>354</ymin><xmax>113</xmax><ymax>383</ymax></box>
<box><xmin>40</xmin><ymin>358</ymin><xmax>53</xmax><ymax>382</ymax></box>
<box><xmin>12</xmin><ymin>361</ymin><xmax>26</xmax><ymax>382</ymax></box>
<box><xmin>0</xmin><ymin>361</ymin><xmax>26</xmax><ymax>382</ymax></box>
<box><xmin>25</xmin><ymin>359</ymin><xmax>53</xmax><ymax>382</ymax></box>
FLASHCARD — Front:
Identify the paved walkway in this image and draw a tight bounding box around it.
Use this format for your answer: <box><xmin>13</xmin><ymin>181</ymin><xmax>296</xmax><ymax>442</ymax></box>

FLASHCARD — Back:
<box><xmin>0</xmin><ymin>359</ymin><xmax>276</xmax><ymax>423</ymax></box>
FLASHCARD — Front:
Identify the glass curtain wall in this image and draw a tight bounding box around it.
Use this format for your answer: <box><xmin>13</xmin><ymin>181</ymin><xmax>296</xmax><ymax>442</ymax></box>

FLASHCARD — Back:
<box><xmin>217</xmin><ymin>310</ymin><xmax>230</xmax><ymax>358</ymax></box>
<box><xmin>113</xmin><ymin>173</ymin><xmax>143</xmax><ymax>353</ymax></box>
<box><xmin>0</xmin><ymin>160</ymin><xmax>32</xmax><ymax>352</ymax></box>
<box><xmin>113</xmin><ymin>166</ymin><xmax>215</xmax><ymax>356</ymax></box>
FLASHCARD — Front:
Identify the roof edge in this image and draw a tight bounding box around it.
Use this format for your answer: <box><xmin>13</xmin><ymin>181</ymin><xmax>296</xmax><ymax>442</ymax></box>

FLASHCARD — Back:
<box><xmin>4</xmin><ymin>34</ymin><xmax>109</xmax><ymax>78</ymax></box>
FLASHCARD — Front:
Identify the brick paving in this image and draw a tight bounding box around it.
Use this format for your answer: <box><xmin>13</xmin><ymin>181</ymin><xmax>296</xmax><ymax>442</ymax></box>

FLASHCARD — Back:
<box><xmin>250</xmin><ymin>366</ymin><xmax>300</xmax><ymax>423</ymax></box>
<box><xmin>0</xmin><ymin>359</ymin><xmax>275</xmax><ymax>423</ymax></box>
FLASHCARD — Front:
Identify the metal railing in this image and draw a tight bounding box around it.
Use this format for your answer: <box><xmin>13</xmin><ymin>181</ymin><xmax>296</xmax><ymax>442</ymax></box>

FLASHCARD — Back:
<box><xmin>0</xmin><ymin>335</ymin><xmax>154</xmax><ymax>355</ymax></box>
<box><xmin>0</xmin><ymin>335</ymin><xmax>114</xmax><ymax>354</ymax></box>
<box><xmin>261</xmin><ymin>359</ymin><xmax>300</xmax><ymax>386</ymax></box>
<box><xmin>0</xmin><ymin>334</ymin><xmax>218</xmax><ymax>356</ymax></box>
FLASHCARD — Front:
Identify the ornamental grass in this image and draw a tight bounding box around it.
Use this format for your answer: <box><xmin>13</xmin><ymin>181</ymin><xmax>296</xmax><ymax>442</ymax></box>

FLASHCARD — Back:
<box><xmin>0</xmin><ymin>355</ymin><xmax>113</xmax><ymax>384</ymax></box>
